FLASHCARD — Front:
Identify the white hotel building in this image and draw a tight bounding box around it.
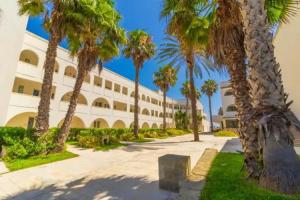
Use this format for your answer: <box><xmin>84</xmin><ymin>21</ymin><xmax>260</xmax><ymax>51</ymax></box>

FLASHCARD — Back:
<box><xmin>0</xmin><ymin>2</ymin><xmax>209</xmax><ymax>131</ymax></box>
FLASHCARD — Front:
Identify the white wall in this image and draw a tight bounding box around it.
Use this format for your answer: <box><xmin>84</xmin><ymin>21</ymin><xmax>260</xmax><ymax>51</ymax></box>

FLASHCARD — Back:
<box><xmin>274</xmin><ymin>13</ymin><xmax>300</xmax><ymax>119</ymax></box>
<box><xmin>0</xmin><ymin>1</ymin><xmax>28</xmax><ymax>125</ymax></box>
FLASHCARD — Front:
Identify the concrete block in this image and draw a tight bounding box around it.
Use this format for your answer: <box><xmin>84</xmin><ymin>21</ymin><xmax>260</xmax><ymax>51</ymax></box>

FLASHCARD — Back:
<box><xmin>158</xmin><ymin>154</ymin><xmax>191</xmax><ymax>193</ymax></box>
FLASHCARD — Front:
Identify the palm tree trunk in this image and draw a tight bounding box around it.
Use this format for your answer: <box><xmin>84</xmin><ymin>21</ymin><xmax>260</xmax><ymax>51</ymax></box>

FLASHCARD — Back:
<box><xmin>35</xmin><ymin>20</ymin><xmax>61</xmax><ymax>136</ymax></box>
<box><xmin>240</xmin><ymin>0</ymin><xmax>300</xmax><ymax>193</ymax></box>
<box><xmin>187</xmin><ymin>59</ymin><xmax>199</xmax><ymax>141</ymax></box>
<box><xmin>208</xmin><ymin>96</ymin><xmax>213</xmax><ymax>132</ymax></box>
<box><xmin>163</xmin><ymin>89</ymin><xmax>167</xmax><ymax>131</ymax></box>
<box><xmin>55</xmin><ymin>64</ymin><xmax>86</xmax><ymax>152</ymax></box>
<box><xmin>185</xmin><ymin>69</ymin><xmax>189</xmax><ymax>130</ymax></box>
<box><xmin>133</xmin><ymin>67</ymin><xmax>140</xmax><ymax>138</ymax></box>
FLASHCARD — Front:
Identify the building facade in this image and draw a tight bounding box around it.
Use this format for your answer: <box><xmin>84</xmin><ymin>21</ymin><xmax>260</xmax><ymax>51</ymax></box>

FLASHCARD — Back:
<box><xmin>0</xmin><ymin>3</ymin><xmax>209</xmax><ymax>131</ymax></box>
<box><xmin>220</xmin><ymin>81</ymin><xmax>239</xmax><ymax>129</ymax></box>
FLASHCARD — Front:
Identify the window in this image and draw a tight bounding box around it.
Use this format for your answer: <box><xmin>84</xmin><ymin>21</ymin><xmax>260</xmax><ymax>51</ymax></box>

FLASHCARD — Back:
<box><xmin>227</xmin><ymin>105</ymin><xmax>237</xmax><ymax>112</ymax></box>
<box><xmin>94</xmin><ymin>76</ymin><xmax>102</xmax><ymax>87</ymax></box>
<box><xmin>32</xmin><ymin>89</ymin><xmax>40</xmax><ymax>97</ymax></box>
<box><xmin>122</xmin><ymin>87</ymin><xmax>128</xmax><ymax>95</ymax></box>
<box><xmin>105</xmin><ymin>80</ymin><xmax>112</xmax><ymax>90</ymax></box>
<box><xmin>114</xmin><ymin>84</ymin><xmax>121</xmax><ymax>93</ymax></box>
<box><xmin>93</xmin><ymin>121</ymin><xmax>101</xmax><ymax>128</ymax></box>
<box><xmin>27</xmin><ymin>117</ymin><xmax>35</xmax><ymax>129</ymax></box>
<box><xmin>51</xmin><ymin>93</ymin><xmax>55</xmax><ymax>99</ymax></box>
<box><xmin>17</xmin><ymin>85</ymin><xmax>24</xmax><ymax>94</ymax></box>
<box><xmin>225</xmin><ymin>119</ymin><xmax>239</xmax><ymax>128</ymax></box>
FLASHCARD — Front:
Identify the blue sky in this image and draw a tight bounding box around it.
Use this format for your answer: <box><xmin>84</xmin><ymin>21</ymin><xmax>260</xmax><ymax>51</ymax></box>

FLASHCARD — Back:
<box><xmin>26</xmin><ymin>0</ymin><xmax>229</xmax><ymax>116</ymax></box>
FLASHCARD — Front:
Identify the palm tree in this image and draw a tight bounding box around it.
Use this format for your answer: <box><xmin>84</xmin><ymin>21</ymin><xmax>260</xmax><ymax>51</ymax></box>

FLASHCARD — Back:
<box><xmin>201</xmin><ymin>79</ymin><xmax>217</xmax><ymax>132</ymax></box>
<box><xmin>175</xmin><ymin>110</ymin><xmax>187</xmax><ymax>129</ymax></box>
<box><xmin>181</xmin><ymin>81</ymin><xmax>190</xmax><ymax>129</ymax></box>
<box><xmin>123</xmin><ymin>30</ymin><xmax>155</xmax><ymax>138</ymax></box>
<box><xmin>239</xmin><ymin>0</ymin><xmax>300</xmax><ymax>194</ymax></box>
<box><xmin>55</xmin><ymin>0</ymin><xmax>126</xmax><ymax>151</ymax></box>
<box><xmin>181</xmin><ymin>81</ymin><xmax>201</xmax><ymax>129</ymax></box>
<box><xmin>18</xmin><ymin>0</ymin><xmax>88</xmax><ymax>135</ymax></box>
<box><xmin>154</xmin><ymin>65</ymin><xmax>177</xmax><ymax>131</ymax></box>
<box><xmin>160</xmin><ymin>0</ymin><xmax>212</xmax><ymax>141</ymax></box>
<box><xmin>207</xmin><ymin>0</ymin><xmax>298</xmax><ymax>179</ymax></box>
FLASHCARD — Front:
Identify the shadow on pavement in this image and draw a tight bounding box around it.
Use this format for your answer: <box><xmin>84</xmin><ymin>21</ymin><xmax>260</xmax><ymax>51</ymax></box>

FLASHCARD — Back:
<box><xmin>6</xmin><ymin>175</ymin><xmax>176</xmax><ymax>200</ymax></box>
<box><xmin>220</xmin><ymin>138</ymin><xmax>242</xmax><ymax>153</ymax></box>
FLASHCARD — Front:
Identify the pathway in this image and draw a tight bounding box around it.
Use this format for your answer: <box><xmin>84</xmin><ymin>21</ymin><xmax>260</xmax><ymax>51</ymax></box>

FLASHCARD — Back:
<box><xmin>0</xmin><ymin>134</ymin><xmax>232</xmax><ymax>200</ymax></box>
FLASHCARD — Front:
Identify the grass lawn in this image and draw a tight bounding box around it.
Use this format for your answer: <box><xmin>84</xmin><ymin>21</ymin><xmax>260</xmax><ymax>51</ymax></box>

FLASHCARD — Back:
<box><xmin>214</xmin><ymin>130</ymin><xmax>238</xmax><ymax>137</ymax></box>
<box><xmin>4</xmin><ymin>151</ymin><xmax>78</xmax><ymax>172</ymax></box>
<box><xmin>201</xmin><ymin>153</ymin><xmax>300</xmax><ymax>200</ymax></box>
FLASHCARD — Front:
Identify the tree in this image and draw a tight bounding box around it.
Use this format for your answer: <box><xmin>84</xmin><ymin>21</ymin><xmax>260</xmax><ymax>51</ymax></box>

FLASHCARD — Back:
<box><xmin>201</xmin><ymin>79</ymin><xmax>217</xmax><ymax>132</ymax></box>
<box><xmin>55</xmin><ymin>0</ymin><xmax>126</xmax><ymax>151</ymax></box>
<box><xmin>160</xmin><ymin>0</ymin><xmax>212</xmax><ymax>141</ymax></box>
<box><xmin>18</xmin><ymin>0</ymin><xmax>89</xmax><ymax>135</ymax></box>
<box><xmin>181</xmin><ymin>81</ymin><xmax>201</xmax><ymax>130</ymax></box>
<box><xmin>154</xmin><ymin>65</ymin><xmax>177</xmax><ymax>131</ymax></box>
<box><xmin>239</xmin><ymin>0</ymin><xmax>300</xmax><ymax>194</ymax></box>
<box><xmin>123</xmin><ymin>30</ymin><xmax>155</xmax><ymax>138</ymax></box>
<box><xmin>175</xmin><ymin>110</ymin><xmax>187</xmax><ymax>129</ymax></box>
<box><xmin>207</xmin><ymin>0</ymin><xmax>298</xmax><ymax>179</ymax></box>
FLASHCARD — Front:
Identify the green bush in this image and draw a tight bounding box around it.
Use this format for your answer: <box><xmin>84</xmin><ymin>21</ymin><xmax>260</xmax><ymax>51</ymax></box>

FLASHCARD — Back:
<box><xmin>214</xmin><ymin>130</ymin><xmax>238</xmax><ymax>137</ymax></box>
<box><xmin>0</xmin><ymin>127</ymin><xmax>59</xmax><ymax>161</ymax></box>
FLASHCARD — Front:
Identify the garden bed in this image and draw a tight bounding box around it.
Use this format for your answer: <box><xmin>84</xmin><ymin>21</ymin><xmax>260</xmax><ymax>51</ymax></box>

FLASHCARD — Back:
<box><xmin>200</xmin><ymin>153</ymin><xmax>300</xmax><ymax>200</ymax></box>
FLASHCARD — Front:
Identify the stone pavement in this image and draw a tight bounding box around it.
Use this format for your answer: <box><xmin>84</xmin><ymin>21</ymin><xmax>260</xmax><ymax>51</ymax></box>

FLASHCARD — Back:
<box><xmin>0</xmin><ymin>134</ymin><xmax>232</xmax><ymax>200</ymax></box>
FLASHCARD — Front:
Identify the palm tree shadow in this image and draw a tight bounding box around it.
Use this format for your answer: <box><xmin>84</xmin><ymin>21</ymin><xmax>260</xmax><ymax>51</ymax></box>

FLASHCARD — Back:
<box><xmin>220</xmin><ymin>138</ymin><xmax>242</xmax><ymax>153</ymax></box>
<box><xmin>6</xmin><ymin>175</ymin><xmax>177</xmax><ymax>200</ymax></box>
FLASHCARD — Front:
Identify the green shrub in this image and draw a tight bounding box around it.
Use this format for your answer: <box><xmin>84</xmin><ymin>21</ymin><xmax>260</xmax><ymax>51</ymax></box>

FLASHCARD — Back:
<box><xmin>0</xmin><ymin>127</ymin><xmax>59</xmax><ymax>161</ymax></box>
<box><xmin>214</xmin><ymin>130</ymin><xmax>238</xmax><ymax>137</ymax></box>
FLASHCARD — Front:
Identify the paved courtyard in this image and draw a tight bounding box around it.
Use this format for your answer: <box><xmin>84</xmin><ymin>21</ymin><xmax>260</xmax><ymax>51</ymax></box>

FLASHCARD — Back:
<box><xmin>0</xmin><ymin>135</ymin><xmax>300</xmax><ymax>200</ymax></box>
<box><xmin>0</xmin><ymin>134</ymin><xmax>235</xmax><ymax>200</ymax></box>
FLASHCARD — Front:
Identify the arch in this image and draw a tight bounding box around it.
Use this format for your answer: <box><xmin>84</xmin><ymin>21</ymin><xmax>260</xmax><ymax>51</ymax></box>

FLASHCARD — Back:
<box><xmin>224</xmin><ymin>89</ymin><xmax>234</xmax><ymax>96</ymax></box>
<box><xmin>58</xmin><ymin>116</ymin><xmax>85</xmax><ymax>128</ymax></box>
<box><xmin>112</xmin><ymin>120</ymin><xmax>126</xmax><ymax>128</ymax></box>
<box><xmin>130</xmin><ymin>91</ymin><xmax>140</xmax><ymax>99</ymax></box>
<box><xmin>19</xmin><ymin>49</ymin><xmax>39</xmax><ymax>66</ymax></box>
<box><xmin>226</xmin><ymin>105</ymin><xmax>237</xmax><ymax>112</ymax></box>
<box><xmin>142</xmin><ymin>94</ymin><xmax>146</xmax><ymax>101</ymax></box>
<box><xmin>142</xmin><ymin>108</ymin><xmax>150</xmax><ymax>116</ymax></box>
<box><xmin>159</xmin><ymin>124</ymin><xmax>163</xmax><ymax>129</ymax></box>
<box><xmin>91</xmin><ymin>118</ymin><xmax>109</xmax><ymax>128</ymax></box>
<box><xmin>142</xmin><ymin>122</ymin><xmax>150</xmax><ymax>129</ymax></box>
<box><xmin>6</xmin><ymin>112</ymin><xmax>37</xmax><ymax>128</ymax></box>
<box><xmin>130</xmin><ymin>122</ymin><xmax>134</xmax><ymax>128</ymax></box>
<box><xmin>152</xmin><ymin>123</ymin><xmax>158</xmax><ymax>128</ymax></box>
<box><xmin>92</xmin><ymin>97</ymin><xmax>110</xmax><ymax>108</ymax></box>
<box><xmin>61</xmin><ymin>91</ymin><xmax>88</xmax><ymax>105</ymax></box>
<box><xmin>64</xmin><ymin>66</ymin><xmax>77</xmax><ymax>78</ymax></box>
<box><xmin>159</xmin><ymin>112</ymin><xmax>163</xmax><ymax>118</ymax></box>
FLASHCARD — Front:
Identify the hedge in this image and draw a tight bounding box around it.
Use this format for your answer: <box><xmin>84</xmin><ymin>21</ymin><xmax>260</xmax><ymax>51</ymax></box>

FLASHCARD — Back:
<box><xmin>0</xmin><ymin>127</ymin><xmax>191</xmax><ymax>159</ymax></box>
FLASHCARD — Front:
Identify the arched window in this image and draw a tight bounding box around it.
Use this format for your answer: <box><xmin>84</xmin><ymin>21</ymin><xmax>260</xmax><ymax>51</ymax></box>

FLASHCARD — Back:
<box><xmin>61</xmin><ymin>92</ymin><xmax>88</xmax><ymax>105</ymax></box>
<box><xmin>64</xmin><ymin>66</ymin><xmax>77</xmax><ymax>78</ymax></box>
<box><xmin>142</xmin><ymin>108</ymin><xmax>150</xmax><ymax>116</ymax></box>
<box><xmin>92</xmin><ymin>98</ymin><xmax>110</xmax><ymax>108</ymax></box>
<box><xmin>227</xmin><ymin>105</ymin><xmax>237</xmax><ymax>112</ymax></box>
<box><xmin>19</xmin><ymin>50</ymin><xmax>39</xmax><ymax>66</ymax></box>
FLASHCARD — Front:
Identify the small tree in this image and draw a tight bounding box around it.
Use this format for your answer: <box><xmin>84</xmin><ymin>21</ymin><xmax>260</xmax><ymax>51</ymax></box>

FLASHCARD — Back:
<box><xmin>154</xmin><ymin>65</ymin><xmax>177</xmax><ymax>131</ymax></box>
